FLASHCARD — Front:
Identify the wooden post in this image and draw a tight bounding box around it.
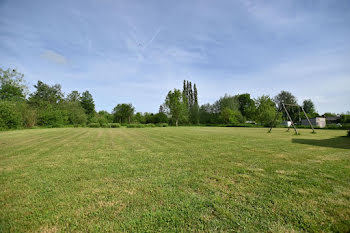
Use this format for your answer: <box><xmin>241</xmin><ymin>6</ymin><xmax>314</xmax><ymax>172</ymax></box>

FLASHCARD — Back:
<box><xmin>301</xmin><ymin>107</ymin><xmax>315</xmax><ymax>133</ymax></box>
<box><xmin>282</xmin><ymin>103</ymin><xmax>298</xmax><ymax>134</ymax></box>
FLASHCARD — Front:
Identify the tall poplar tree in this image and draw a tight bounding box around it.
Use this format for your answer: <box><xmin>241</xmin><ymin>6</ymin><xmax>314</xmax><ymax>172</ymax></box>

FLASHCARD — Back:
<box><xmin>193</xmin><ymin>83</ymin><xmax>199</xmax><ymax>124</ymax></box>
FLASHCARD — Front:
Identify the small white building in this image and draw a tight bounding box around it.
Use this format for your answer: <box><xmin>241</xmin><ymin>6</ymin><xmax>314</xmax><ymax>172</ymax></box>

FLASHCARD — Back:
<box><xmin>301</xmin><ymin>117</ymin><xmax>326</xmax><ymax>128</ymax></box>
<box><xmin>281</xmin><ymin>121</ymin><xmax>292</xmax><ymax>127</ymax></box>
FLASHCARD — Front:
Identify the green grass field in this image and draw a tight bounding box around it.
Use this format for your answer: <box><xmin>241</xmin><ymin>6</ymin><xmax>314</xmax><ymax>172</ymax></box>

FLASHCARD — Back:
<box><xmin>1</xmin><ymin>127</ymin><xmax>349</xmax><ymax>232</ymax></box>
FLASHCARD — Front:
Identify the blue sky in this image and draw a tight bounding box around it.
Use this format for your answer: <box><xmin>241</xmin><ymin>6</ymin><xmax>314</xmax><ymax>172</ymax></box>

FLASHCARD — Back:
<box><xmin>1</xmin><ymin>0</ymin><xmax>349</xmax><ymax>114</ymax></box>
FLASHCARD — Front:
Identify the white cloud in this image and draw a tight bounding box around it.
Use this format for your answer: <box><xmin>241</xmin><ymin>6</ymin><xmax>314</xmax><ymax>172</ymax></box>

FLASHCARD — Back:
<box><xmin>41</xmin><ymin>50</ymin><xmax>67</xmax><ymax>64</ymax></box>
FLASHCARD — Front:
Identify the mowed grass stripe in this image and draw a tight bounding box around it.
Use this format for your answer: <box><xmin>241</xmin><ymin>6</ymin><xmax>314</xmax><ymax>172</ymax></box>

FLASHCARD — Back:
<box><xmin>0</xmin><ymin>127</ymin><xmax>349</xmax><ymax>232</ymax></box>
<box><xmin>0</xmin><ymin>129</ymin><xmax>82</xmax><ymax>159</ymax></box>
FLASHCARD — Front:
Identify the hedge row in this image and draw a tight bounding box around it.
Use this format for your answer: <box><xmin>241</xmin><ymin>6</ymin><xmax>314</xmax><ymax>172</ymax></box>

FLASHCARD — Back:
<box><xmin>86</xmin><ymin>123</ymin><xmax>168</xmax><ymax>128</ymax></box>
<box><xmin>126</xmin><ymin>123</ymin><xmax>168</xmax><ymax>128</ymax></box>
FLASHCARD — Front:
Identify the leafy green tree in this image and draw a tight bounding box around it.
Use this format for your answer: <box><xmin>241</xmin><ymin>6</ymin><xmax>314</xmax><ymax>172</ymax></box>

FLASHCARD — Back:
<box><xmin>80</xmin><ymin>91</ymin><xmax>95</xmax><ymax>116</ymax></box>
<box><xmin>62</xmin><ymin>102</ymin><xmax>87</xmax><ymax>125</ymax></box>
<box><xmin>113</xmin><ymin>103</ymin><xmax>135</xmax><ymax>123</ymax></box>
<box><xmin>134</xmin><ymin>112</ymin><xmax>146</xmax><ymax>124</ymax></box>
<box><xmin>144</xmin><ymin>112</ymin><xmax>155</xmax><ymax>124</ymax></box>
<box><xmin>237</xmin><ymin>93</ymin><xmax>256</xmax><ymax>120</ymax></box>
<box><xmin>256</xmin><ymin>95</ymin><xmax>280</xmax><ymax>127</ymax></box>
<box><xmin>220</xmin><ymin>107</ymin><xmax>244</xmax><ymax>124</ymax></box>
<box><xmin>154</xmin><ymin>112</ymin><xmax>168</xmax><ymax>123</ymax></box>
<box><xmin>0</xmin><ymin>68</ymin><xmax>27</xmax><ymax>101</ymax></box>
<box><xmin>98</xmin><ymin>111</ymin><xmax>113</xmax><ymax>123</ymax></box>
<box><xmin>28</xmin><ymin>81</ymin><xmax>64</xmax><ymax>105</ymax></box>
<box><xmin>199</xmin><ymin>103</ymin><xmax>218</xmax><ymax>124</ymax></box>
<box><xmin>165</xmin><ymin>89</ymin><xmax>184</xmax><ymax>126</ymax></box>
<box><xmin>302</xmin><ymin>99</ymin><xmax>315</xmax><ymax>114</ymax></box>
<box><xmin>66</xmin><ymin>91</ymin><xmax>81</xmax><ymax>102</ymax></box>
<box><xmin>274</xmin><ymin>91</ymin><xmax>298</xmax><ymax>121</ymax></box>
<box><xmin>35</xmin><ymin>102</ymin><xmax>66</xmax><ymax>126</ymax></box>
<box><xmin>214</xmin><ymin>94</ymin><xmax>240</xmax><ymax>113</ymax></box>
<box><xmin>27</xmin><ymin>81</ymin><xmax>66</xmax><ymax>127</ymax></box>
<box><xmin>323</xmin><ymin>112</ymin><xmax>337</xmax><ymax>117</ymax></box>
<box><xmin>340</xmin><ymin>115</ymin><xmax>350</xmax><ymax>124</ymax></box>
<box><xmin>0</xmin><ymin>101</ymin><xmax>23</xmax><ymax>129</ymax></box>
<box><xmin>97</xmin><ymin>115</ymin><xmax>109</xmax><ymax>127</ymax></box>
<box><xmin>302</xmin><ymin>99</ymin><xmax>318</xmax><ymax>118</ymax></box>
<box><xmin>14</xmin><ymin>101</ymin><xmax>37</xmax><ymax>127</ymax></box>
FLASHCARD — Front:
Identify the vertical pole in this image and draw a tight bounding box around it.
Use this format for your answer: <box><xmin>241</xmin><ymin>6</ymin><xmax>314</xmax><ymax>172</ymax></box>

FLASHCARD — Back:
<box><xmin>301</xmin><ymin>107</ymin><xmax>315</xmax><ymax>133</ymax></box>
<box><xmin>282</xmin><ymin>103</ymin><xmax>298</xmax><ymax>134</ymax></box>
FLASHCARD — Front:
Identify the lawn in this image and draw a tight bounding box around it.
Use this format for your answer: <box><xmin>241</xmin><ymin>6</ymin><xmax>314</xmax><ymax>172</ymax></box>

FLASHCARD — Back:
<box><xmin>0</xmin><ymin>127</ymin><xmax>349</xmax><ymax>232</ymax></box>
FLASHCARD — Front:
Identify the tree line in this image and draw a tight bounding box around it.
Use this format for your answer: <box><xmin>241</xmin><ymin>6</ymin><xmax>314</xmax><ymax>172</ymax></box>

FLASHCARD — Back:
<box><xmin>1</xmin><ymin>67</ymin><xmax>349</xmax><ymax>130</ymax></box>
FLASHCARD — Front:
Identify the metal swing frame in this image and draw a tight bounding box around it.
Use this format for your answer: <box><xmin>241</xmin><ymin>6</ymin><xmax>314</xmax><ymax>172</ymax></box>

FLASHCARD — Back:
<box><xmin>268</xmin><ymin>103</ymin><xmax>315</xmax><ymax>134</ymax></box>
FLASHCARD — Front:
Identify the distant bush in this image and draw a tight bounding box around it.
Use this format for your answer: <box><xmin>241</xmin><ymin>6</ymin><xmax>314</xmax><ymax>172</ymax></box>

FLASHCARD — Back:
<box><xmin>51</xmin><ymin>123</ymin><xmax>64</xmax><ymax>128</ymax></box>
<box><xmin>126</xmin><ymin>124</ymin><xmax>136</xmax><ymax>128</ymax></box>
<box><xmin>88</xmin><ymin>123</ymin><xmax>100</xmax><ymax>128</ymax></box>
<box><xmin>100</xmin><ymin>123</ymin><xmax>109</xmax><ymax>128</ymax></box>
<box><xmin>326</xmin><ymin>124</ymin><xmax>342</xmax><ymax>129</ymax></box>
<box><xmin>109</xmin><ymin>123</ymin><xmax>121</xmax><ymax>128</ymax></box>
<box><xmin>0</xmin><ymin>101</ymin><xmax>22</xmax><ymax>130</ymax></box>
<box><xmin>127</xmin><ymin>124</ymin><xmax>144</xmax><ymax>128</ymax></box>
<box><xmin>145</xmin><ymin>123</ymin><xmax>156</xmax><ymax>127</ymax></box>
<box><xmin>226</xmin><ymin>123</ymin><xmax>261</xmax><ymax>128</ymax></box>
<box><xmin>156</xmin><ymin>123</ymin><xmax>168</xmax><ymax>127</ymax></box>
<box><xmin>295</xmin><ymin>125</ymin><xmax>320</xmax><ymax>129</ymax></box>
<box><xmin>341</xmin><ymin>123</ymin><xmax>350</xmax><ymax>130</ymax></box>
<box><xmin>35</xmin><ymin>102</ymin><xmax>66</xmax><ymax>126</ymax></box>
<box><xmin>341</xmin><ymin>115</ymin><xmax>350</xmax><ymax>124</ymax></box>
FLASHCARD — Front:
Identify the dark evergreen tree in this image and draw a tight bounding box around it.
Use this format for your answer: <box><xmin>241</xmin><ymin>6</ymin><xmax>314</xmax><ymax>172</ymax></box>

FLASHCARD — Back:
<box><xmin>193</xmin><ymin>83</ymin><xmax>199</xmax><ymax>124</ymax></box>
<box><xmin>194</xmin><ymin>84</ymin><xmax>198</xmax><ymax>105</ymax></box>
<box><xmin>80</xmin><ymin>91</ymin><xmax>95</xmax><ymax>116</ymax></box>
<box><xmin>189</xmin><ymin>81</ymin><xmax>193</xmax><ymax>107</ymax></box>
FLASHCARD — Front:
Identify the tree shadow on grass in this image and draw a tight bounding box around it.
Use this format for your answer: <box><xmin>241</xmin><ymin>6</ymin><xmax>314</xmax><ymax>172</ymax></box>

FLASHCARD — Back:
<box><xmin>292</xmin><ymin>137</ymin><xmax>350</xmax><ymax>150</ymax></box>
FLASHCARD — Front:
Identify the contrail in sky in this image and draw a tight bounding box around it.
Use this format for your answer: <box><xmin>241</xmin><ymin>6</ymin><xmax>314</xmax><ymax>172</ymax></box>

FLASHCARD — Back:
<box><xmin>142</xmin><ymin>27</ymin><xmax>161</xmax><ymax>49</ymax></box>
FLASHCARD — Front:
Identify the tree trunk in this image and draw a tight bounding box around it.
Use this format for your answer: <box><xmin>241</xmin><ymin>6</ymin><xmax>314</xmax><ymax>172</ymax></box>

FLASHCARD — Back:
<box><xmin>128</xmin><ymin>116</ymin><xmax>130</xmax><ymax>124</ymax></box>
<box><xmin>176</xmin><ymin>119</ymin><xmax>178</xmax><ymax>127</ymax></box>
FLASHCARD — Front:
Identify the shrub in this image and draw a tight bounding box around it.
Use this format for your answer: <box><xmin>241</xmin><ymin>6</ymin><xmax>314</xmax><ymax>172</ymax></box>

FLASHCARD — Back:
<box><xmin>127</xmin><ymin>124</ymin><xmax>144</xmax><ymax>128</ymax></box>
<box><xmin>347</xmin><ymin>130</ymin><xmax>350</xmax><ymax>137</ymax></box>
<box><xmin>35</xmin><ymin>102</ymin><xmax>66</xmax><ymax>126</ymax></box>
<box><xmin>88</xmin><ymin>123</ymin><xmax>100</xmax><ymax>128</ymax></box>
<box><xmin>326</xmin><ymin>124</ymin><xmax>342</xmax><ymax>129</ymax></box>
<box><xmin>156</xmin><ymin>123</ymin><xmax>168</xmax><ymax>127</ymax></box>
<box><xmin>109</xmin><ymin>123</ymin><xmax>121</xmax><ymax>128</ymax></box>
<box><xmin>98</xmin><ymin>115</ymin><xmax>109</xmax><ymax>126</ymax></box>
<box><xmin>64</xmin><ymin>102</ymin><xmax>87</xmax><ymax>125</ymax></box>
<box><xmin>341</xmin><ymin>115</ymin><xmax>350</xmax><ymax>124</ymax></box>
<box><xmin>51</xmin><ymin>123</ymin><xmax>64</xmax><ymax>128</ymax></box>
<box><xmin>88</xmin><ymin>116</ymin><xmax>99</xmax><ymax>124</ymax></box>
<box><xmin>145</xmin><ymin>123</ymin><xmax>156</xmax><ymax>127</ymax></box>
<box><xmin>100</xmin><ymin>123</ymin><xmax>109</xmax><ymax>128</ymax></box>
<box><xmin>0</xmin><ymin>101</ymin><xmax>22</xmax><ymax>129</ymax></box>
<box><xmin>341</xmin><ymin>123</ymin><xmax>350</xmax><ymax>130</ymax></box>
<box><xmin>226</xmin><ymin>123</ymin><xmax>261</xmax><ymax>127</ymax></box>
